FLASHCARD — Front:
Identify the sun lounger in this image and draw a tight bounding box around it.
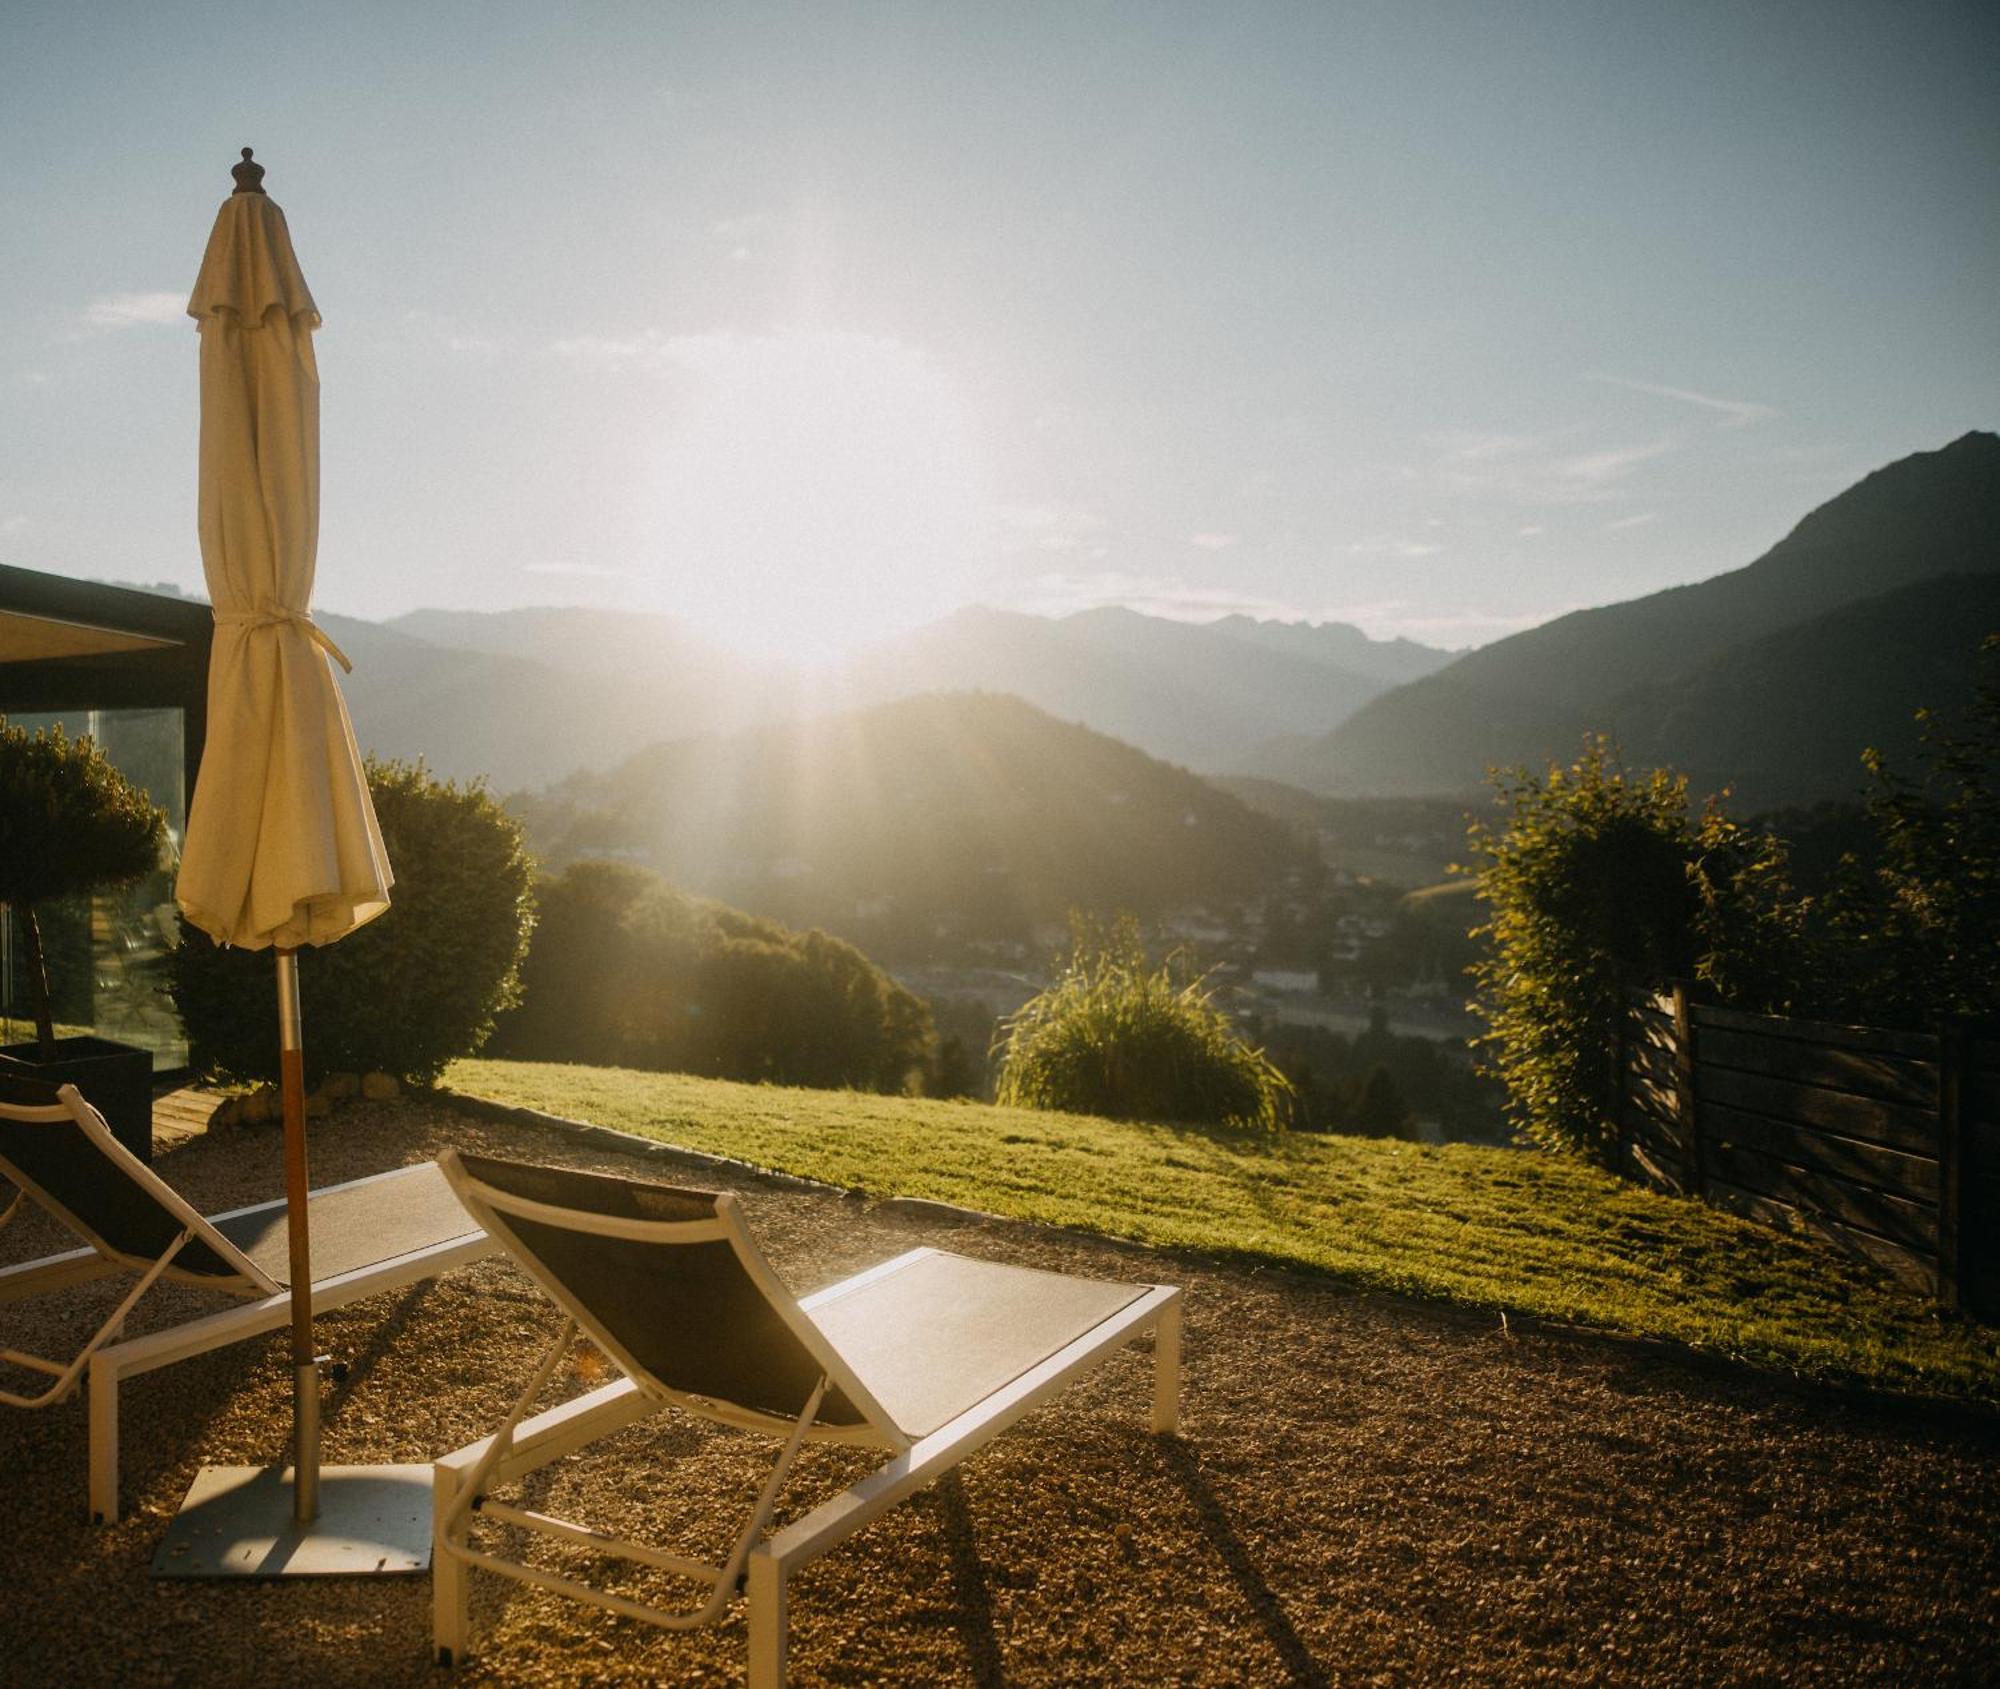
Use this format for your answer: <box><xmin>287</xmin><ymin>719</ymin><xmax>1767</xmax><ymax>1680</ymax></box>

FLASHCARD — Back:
<box><xmin>430</xmin><ymin>1151</ymin><xmax>1183</xmax><ymax>1688</ymax></box>
<box><xmin>0</xmin><ymin>1082</ymin><xmax>493</xmax><ymax>1522</ymax></box>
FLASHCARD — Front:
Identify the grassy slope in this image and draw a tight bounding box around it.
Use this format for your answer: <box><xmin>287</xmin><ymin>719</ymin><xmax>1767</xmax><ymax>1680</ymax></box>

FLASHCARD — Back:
<box><xmin>448</xmin><ymin>1058</ymin><xmax>2000</xmax><ymax>1405</ymax></box>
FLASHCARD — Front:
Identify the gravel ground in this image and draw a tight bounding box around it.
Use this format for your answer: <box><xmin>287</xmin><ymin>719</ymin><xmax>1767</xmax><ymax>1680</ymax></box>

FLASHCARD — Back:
<box><xmin>3</xmin><ymin>1099</ymin><xmax>1997</xmax><ymax>1688</ymax></box>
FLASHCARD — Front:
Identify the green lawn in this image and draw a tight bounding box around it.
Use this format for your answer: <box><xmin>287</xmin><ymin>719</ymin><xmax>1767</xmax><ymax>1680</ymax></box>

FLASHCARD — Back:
<box><xmin>447</xmin><ymin>1058</ymin><xmax>2000</xmax><ymax>1406</ymax></box>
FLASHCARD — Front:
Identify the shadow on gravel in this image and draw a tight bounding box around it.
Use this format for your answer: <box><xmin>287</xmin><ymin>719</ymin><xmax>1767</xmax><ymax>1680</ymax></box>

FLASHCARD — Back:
<box><xmin>934</xmin><ymin>1470</ymin><xmax>1006</xmax><ymax>1688</ymax></box>
<box><xmin>320</xmin><ymin>1279</ymin><xmax>435</xmax><ymax>1423</ymax></box>
<box><xmin>1157</xmin><ymin>1437</ymin><xmax>1331</xmax><ymax>1689</ymax></box>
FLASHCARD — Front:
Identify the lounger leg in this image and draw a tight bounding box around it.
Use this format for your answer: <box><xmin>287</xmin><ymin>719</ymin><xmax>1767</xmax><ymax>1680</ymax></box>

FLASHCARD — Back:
<box><xmin>1151</xmin><ymin>1294</ymin><xmax>1182</xmax><ymax>1435</ymax></box>
<box><xmin>433</xmin><ymin>1460</ymin><xmax>471</xmax><ymax>1667</ymax></box>
<box><xmin>746</xmin><ymin>1551</ymin><xmax>787</xmax><ymax>1689</ymax></box>
<box><xmin>88</xmin><ymin>1350</ymin><xmax>120</xmax><ymax>1523</ymax></box>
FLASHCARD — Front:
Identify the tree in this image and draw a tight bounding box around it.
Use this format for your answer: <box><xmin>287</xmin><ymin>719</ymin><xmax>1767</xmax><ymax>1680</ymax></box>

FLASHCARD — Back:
<box><xmin>0</xmin><ymin>721</ymin><xmax>166</xmax><ymax>1058</ymax></box>
<box><xmin>493</xmin><ymin>860</ymin><xmax>658</xmax><ymax>1066</ymax></box>
<box><xmin>1816</xmin><ymin>634</ymin><xmax>2000</xmax><ymax>1022</ymax></box>
<box><xmin>1466</xmin><ymin>738</ymin><xmax>1799</xmax><ymax>1163</ymax></box>
<box><xmin>491</xmin><ymin>862</ymin><xmax>936</xmax><ymax>1093</ymax></box>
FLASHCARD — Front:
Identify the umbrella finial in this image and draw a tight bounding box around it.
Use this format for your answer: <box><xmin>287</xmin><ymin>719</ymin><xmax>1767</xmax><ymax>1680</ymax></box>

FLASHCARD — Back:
<box><xmin>231</xmin><ymin>147</ymin><xmax>267</xmax><ymax>196</ymax></box>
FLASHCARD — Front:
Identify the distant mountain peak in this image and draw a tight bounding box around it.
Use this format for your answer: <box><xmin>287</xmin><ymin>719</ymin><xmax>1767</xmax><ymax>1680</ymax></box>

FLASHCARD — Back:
<box><xmin>1769</xmin><ymin>429</ymin><xmax>2000</xmax><ymax>561</ymax></box>
<box><xmin>520</xmin><ymin>687</ymin><xmax>1314</xmax><ymax>944</ymax></box>
<box><xmin>1258</xmin><ymin>431</ymin><xmax>2000</xmax><ymax>804</ymax></box>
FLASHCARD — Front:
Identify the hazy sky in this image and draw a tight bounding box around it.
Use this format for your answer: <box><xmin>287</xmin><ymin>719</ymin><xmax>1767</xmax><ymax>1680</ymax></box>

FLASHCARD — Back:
<box><xmin>3</xmin><ymin>2</ymin><xmax>1995</xmax><ymax>661</ymax></box>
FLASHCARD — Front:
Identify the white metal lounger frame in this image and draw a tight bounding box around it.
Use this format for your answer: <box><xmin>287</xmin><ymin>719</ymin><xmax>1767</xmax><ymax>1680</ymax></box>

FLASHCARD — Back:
<box><xmin>0</xmin><ymin>1085</ymin><xmax>276</xmax><ymax>1408</ymax></box>
<box><xmin>0</xmin><ymin>1084</ymin><xmax>493</xmax><ymax>1522</ymax></box>
<box><xmin>432</xmin><ymin>1152</ymin><xmax>1183</xmax><ymax>1689</ymax></box>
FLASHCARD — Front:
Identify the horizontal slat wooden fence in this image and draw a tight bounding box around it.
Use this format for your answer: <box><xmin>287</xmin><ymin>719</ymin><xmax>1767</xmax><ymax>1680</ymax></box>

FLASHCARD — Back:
<box><xmin>1619</xmin><ymin>988</ymin><xmax>1998</xmax><ymax>1317</ymax></box>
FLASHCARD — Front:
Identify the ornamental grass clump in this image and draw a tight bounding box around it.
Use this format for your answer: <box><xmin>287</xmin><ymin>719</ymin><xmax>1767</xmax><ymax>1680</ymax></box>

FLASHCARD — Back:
<box><xmin>993</xmin><ymin>915</ymin><xmax>1292</xmax><ymax>1132</ymax></box>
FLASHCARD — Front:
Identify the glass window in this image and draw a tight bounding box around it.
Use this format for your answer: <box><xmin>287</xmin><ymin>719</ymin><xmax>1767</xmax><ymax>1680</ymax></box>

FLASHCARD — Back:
<box><xmin>0</xmin><ymin>708</ymin><xmax>188</xmax><ymax>1072</ymax></box>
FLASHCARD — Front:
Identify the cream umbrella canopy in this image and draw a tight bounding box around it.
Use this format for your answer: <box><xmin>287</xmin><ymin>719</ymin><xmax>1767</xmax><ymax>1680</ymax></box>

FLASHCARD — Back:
<box><xmin>176</xmin><ymin>149</ymin><xmax>392</xmax><ymax>1528</ymax></box>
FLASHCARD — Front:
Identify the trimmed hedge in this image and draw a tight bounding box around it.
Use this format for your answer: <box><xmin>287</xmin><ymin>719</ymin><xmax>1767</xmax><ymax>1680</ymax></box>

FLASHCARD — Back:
<box><xmin>170</xmin><ymin>760</ymin><xmax>534</xmax><ymax>1085</ymax></box>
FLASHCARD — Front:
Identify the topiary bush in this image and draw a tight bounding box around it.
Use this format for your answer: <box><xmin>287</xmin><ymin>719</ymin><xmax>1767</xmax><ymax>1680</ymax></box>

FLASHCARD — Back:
<box><xmin>169</xmin><ymin>759</ymin><xmax>534</xmax><ymax>1085</ymax></box>
<box><xmin>489</xmin><ymin>861</ymin><xmax>935</xmax><ymax>1093</ymax></box>
<box><xmin>0</xmin><ymin>720</ymin><xmax>167</xmax><ymax>1058</ymax></box>
<box><xmin>992</xmin><ymin>915</ymin><xmax>1292</xmax><ymax>1132</ymax></box>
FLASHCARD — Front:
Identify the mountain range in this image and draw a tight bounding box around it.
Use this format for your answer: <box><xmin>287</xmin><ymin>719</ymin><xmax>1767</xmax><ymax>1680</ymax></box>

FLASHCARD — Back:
<box><xmin>1253</xmin><ymin>431</ymin><xmax>2000</xmax><ymax>806</ymax></box>
<box><xmin>320</xmin><ymin>600</ymin><xmax>1451</xmax><ymax>791</ymax></box>
<box><xmin>271</xmin><ymin>429</ymin><xmax>2000</xmax><ymax>818</ymax></box>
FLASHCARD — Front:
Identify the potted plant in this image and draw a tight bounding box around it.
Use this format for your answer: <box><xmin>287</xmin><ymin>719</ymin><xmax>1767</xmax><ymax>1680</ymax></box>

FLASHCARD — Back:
<box><xmin>0</xmin><ymin>719</ymin><xmax>168</xmax><ymax>1161</ymax></box>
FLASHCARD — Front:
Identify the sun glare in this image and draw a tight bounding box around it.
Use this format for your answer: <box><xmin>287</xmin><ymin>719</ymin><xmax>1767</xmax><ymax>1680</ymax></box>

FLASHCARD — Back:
<box><xmin>639</xmin><ymin>329</ymin><xmax>990</xmax><ymax>666</ymax></box>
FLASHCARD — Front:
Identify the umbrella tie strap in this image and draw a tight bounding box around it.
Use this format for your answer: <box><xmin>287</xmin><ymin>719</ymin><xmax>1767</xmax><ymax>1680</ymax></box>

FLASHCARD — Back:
<box><xmin>214</xmin><ymin>608</ymin><xmax>353</xmax><ymax>673</ymax></box>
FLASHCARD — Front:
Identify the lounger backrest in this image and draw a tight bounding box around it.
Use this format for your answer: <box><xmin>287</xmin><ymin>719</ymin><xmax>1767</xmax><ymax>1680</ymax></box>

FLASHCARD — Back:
<box><xmin>439</xmin><ymin>1152</ymin><xmax>899</xmax><ymax>1443</ymax></box>
<box><xmin>0</xmin><ymin>1081</ymin><xmax>268</xmax><ymax>1289</ymax></box>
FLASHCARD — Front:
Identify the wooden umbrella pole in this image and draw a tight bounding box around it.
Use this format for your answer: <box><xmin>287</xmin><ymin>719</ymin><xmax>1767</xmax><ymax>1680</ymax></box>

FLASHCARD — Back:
<box><xmin>276</xmin><ymin>947</ymin><xmax>319</xmax><ymax>1524</ymax></box>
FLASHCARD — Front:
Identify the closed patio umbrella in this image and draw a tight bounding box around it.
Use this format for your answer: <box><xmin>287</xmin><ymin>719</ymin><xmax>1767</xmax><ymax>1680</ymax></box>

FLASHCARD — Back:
<box><xmin>177</xmin><ymin>152</ymin><xmax>390</xmax><ymax>960</ymax></box>
<box><xmin>163</xmin><ymin>149</ymin><xmax>403</xmax><ymax>1568</ymax></box>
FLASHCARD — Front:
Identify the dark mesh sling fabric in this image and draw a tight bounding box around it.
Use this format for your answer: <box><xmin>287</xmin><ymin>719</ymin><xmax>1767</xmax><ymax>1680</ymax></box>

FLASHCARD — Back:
<box><xmin>210</xmin><ymin>1162</ymin><xmax>478</xmax><ymax>1287</ymax></box>
<box><xmin>0</xmin><ymin>1074</ymin><xmax>242</xmax><ymax>1281</ymax></box>
<box><xmin>454</xmin><ymin>1154</ymin><xmax>864</xmax><ymax>1428</ymax></box>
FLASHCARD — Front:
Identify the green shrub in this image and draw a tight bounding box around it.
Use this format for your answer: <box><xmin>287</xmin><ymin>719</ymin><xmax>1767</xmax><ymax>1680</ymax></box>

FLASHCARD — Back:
<box><xmin>0</xmin><ymin>720</ymin><xmax>167</xmax><ymax>1058</ymax></box>
<box><xmin>489</xmin><ymin>861</ymin><xmax>935</xmax><ymax>1093</ymax></box>
<box><xmin>992</xmin><ymin>915</ymin><xmax>1292</xmax><ymax>1132</ymax></box>
<box><xmin>1466</xmin><ymin>738</ymin><xmax>1798</xmax><ymax>1163</ymax></box>
<box><xmin>169</xmin><ymin>759</ymin><xmax>534</xmax><ymax>1085</ymax></box>
<box><xmin>486</xmin><ymin>860</ymin><xmax>655</xmax><ymax>1067</ymax></box>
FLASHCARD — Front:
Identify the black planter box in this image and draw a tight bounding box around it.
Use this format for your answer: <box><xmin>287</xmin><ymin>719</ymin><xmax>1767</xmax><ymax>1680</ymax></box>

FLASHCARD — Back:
<box><xmin>0</xmin><ymin>1036</ymin><xmax>155</xmax><ymax>1164</ymax></box>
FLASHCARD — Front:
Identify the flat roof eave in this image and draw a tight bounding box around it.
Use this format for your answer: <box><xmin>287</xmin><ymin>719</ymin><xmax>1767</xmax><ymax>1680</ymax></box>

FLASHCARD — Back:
<box><xmin>0</xmin><ymin>564</ymin><xmax>212</xmax><ymax>661</ymax></box>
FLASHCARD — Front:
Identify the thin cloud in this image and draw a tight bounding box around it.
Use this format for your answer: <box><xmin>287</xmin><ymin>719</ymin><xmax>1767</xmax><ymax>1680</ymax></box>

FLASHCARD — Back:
<box><xmin>1002</xmin><ymin>569</ymin><xmax>1305</xmax><ymax>624</ymax></box>
<box><xmin>1343</xmin><ymin>535</ymin><xmax>1443</xmax><ymax>559</ymax></box>
<box><xmin>522</xmin><ymin>560</ymin><xmax>636</xmax><ymax>579</ymax></box>
<box><xmin>1436</xmin><ymin>431</ymin><xmax>1541</xmax><ymax>463</ymax></box>
<box><xmin>550</xmin><ymin>326</ymin><xmax>945</xmax><ymax>395</ymax></box>
<box><xmin>401</xmin><ymin>309</ymin><xmax>507</xmax><ymax>357</ymax></box>
<box><xmin>1559</xmin><ymin>442</ymin><xmax>1673</xmax><ymax>488</ymax></box>
<box><xmin>996</xmin><ymin>503</ymin><xmax>1108</xmax><ymax>554</ymax></box>
<box><xmin>709</xmin><ymin>211</ymin><xmax>772</xmax><ymax>241</ymax></box>
<box><xmin>993</xmin><ymin>575</ymin><xmax>1567</xmax><ymax>650</ymax></box>
<box><xmin>1427</xmin><ymin>431</ymin><xmax>1672</xmax><ymax>507</ymax></box>
<box><xmin>1237</xmin><ymin>593</ymin><xmax>1578</xmax><ymax>648</ymax></box>
<box><xmin>83</xmin><ymin>291</ymin><xmax>184</xmax><ymax>330</ymax></box>
<box><xmin>548</xmin><ymin>331</ymin><xmax>659</xmax><ymax>369</ymax></box>
<box><xmin>1356</xmin><ymin>603</ymin><xmax>1578</xmax><ymax>647</ymax></box>
<box><xmin>1602</xmin><ymin>511</ymin><xmax>1659</xmax><ymax>531</ymax></box>
<box><xmin>1590</xmin><ymin>374</ymin><xmax>1780</xmax><ymax>429</ymax></box>
<box><xmin>1187</xmin><ymin>532</ymin><xmax>1239</xmax><ymax>550</ymax></box>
